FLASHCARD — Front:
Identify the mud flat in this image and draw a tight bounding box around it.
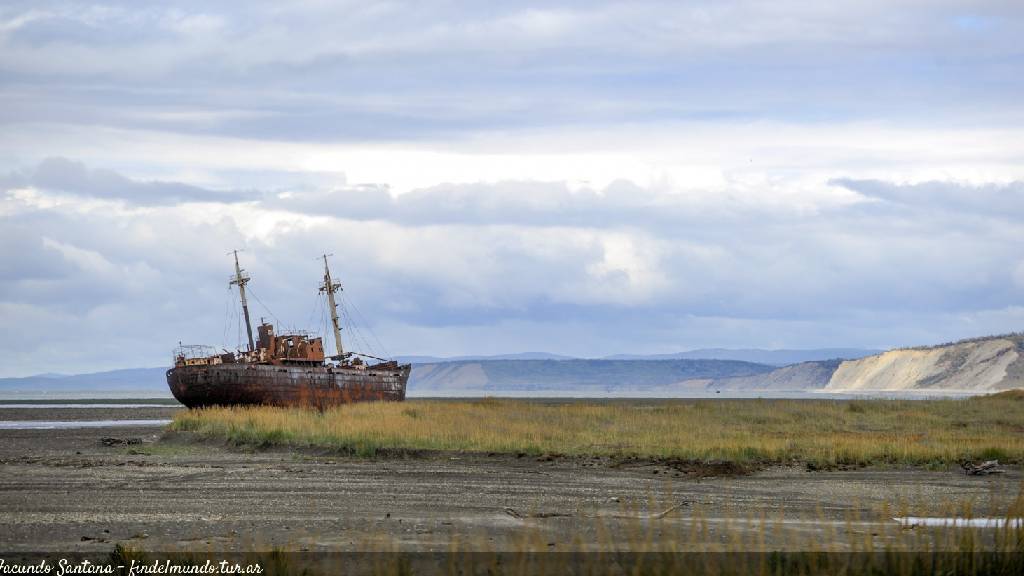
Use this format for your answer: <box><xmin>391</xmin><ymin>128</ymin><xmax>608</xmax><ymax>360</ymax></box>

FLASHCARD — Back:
<box><xmin>0</xmin><ymin>405</ymin><xmax>182</xmax><ymax>422</ymax></box>
<box><xmin>0</xmin><ymin>405</ymin><xmax>1020</xmax><ymax>555</ymax></box>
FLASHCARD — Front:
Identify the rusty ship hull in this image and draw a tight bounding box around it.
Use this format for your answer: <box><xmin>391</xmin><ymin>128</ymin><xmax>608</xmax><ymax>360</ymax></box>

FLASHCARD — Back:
<box><xmin>167</xmin><ymin>362</ymin><xmax>410</xmax><ymax>409</ymax></box>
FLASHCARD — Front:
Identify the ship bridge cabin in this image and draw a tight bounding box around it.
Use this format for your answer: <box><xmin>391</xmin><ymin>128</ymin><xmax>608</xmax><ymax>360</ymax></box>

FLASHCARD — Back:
<box><xmin>173</xmin><ymin>323</ymin><xmax>326</xmax><ymax>368</ymax></box>
<box><xmin>255</xmin><ymin>322</ymin><xmax>325</xmax><ymax>365</ymax></box>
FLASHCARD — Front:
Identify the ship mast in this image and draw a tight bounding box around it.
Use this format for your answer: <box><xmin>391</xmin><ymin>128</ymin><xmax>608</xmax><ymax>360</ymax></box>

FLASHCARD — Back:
<box><xmin>319</xmin><ymin>254</ymin><xmax>345</xmax><ymax>359</ymax></box>
<box><xmin>228</xmin><ymin>250</ymin><xmax>256</xmax><ymax>352</ymax></box>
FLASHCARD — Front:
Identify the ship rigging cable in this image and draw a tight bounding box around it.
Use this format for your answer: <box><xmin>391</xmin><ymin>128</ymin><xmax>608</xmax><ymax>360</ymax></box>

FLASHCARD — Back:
<box><xmin>245</xmin><ymin>286</ymin><xmax>282</xmax><ymax>329</ymax></box>
<box><xmin>311</xmin><ymin>289</ymin><xmax>392</xmax><ymax>361</ymax></box>
<box><xmin>305</xmin><ymin>288</ymin><xmax>325</xmax><ymax>341</ymax></box>
<box><xmin>223</xmin><ymin>286</ymin><xmax>244</xmax><ymax>352</ymax></box>
<box><xmin>339</xmin><ymin>301</ymin><xmax>374</xmax><ymax>358</ymax></box>
<box><xmin>341</xmin><ymin>292</ymin><xmax>392</xmax><ymax>360</ymax></box>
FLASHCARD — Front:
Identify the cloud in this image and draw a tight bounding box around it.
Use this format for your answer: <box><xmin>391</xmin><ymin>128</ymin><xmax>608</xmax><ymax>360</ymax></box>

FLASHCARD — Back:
<box><xmin>0</xmin><ymin>157</ymin><xmax>259</xmax><ymax>206</ymax></box>
<box><xmin>1</xmin><ymin>2</ymin><xmax>1022</xmax><ymax>375</ymax></box>
<box><xmin>2</xmin><ymin>158</ymin><xmax>1023</xmax><ymax>375</ymax></box>
<box><xmin>831</xmin><ymin>178</ymin><xmax>1024</xmax><ymax>219</ymax></box>
<box><xmin>0</xmin><ymin>159</ymin><xmax>877</xmax><ymax>232</ymax></box>
<box><xmin>1</xmin><ymin>1</ymin><xmax>1022</xmax><ymax>144</ymax></box>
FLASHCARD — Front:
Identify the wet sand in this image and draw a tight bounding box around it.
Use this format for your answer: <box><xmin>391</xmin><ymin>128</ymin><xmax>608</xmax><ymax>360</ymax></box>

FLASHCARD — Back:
<box><xmin>0</xmin><ymin>406</ymin><xmax>1020</xmax><ymax>553</ymax></box>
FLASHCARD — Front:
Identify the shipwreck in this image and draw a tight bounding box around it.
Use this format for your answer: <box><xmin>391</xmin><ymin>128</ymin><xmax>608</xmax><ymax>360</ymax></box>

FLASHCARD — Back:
<box><xmin>166</xmin><ymin>252</ymin><xmax>409</xmax><ymax>408</ymax></box>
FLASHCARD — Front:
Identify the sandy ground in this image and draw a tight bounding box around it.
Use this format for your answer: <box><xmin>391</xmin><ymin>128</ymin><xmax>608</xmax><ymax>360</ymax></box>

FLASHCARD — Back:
<box><xmin>0</xmin><ymin>406</ymin><xmax>1020</xmax><ymax>554</ymax></box>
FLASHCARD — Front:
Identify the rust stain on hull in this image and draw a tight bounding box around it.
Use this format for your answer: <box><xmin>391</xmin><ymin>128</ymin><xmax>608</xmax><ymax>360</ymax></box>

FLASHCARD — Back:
<box><xmin>167</xmin><ymin>362</ymin><xmax>410</xmax><ymax>409</ymax></box>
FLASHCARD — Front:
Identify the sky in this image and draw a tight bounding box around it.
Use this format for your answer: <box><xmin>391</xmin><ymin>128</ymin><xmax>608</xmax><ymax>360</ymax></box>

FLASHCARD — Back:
<box><xmin>1</xmin><ymin>1</ymin><xmax>1023</xmax><ymax>376</ymax></box>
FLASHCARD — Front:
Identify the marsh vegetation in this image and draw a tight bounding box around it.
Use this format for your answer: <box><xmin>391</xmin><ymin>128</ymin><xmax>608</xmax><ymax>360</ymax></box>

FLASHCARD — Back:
<box><xmin>171</xmin><ymin>392</ymin><xmax>1024</xmax><ymax>468</ymax></box>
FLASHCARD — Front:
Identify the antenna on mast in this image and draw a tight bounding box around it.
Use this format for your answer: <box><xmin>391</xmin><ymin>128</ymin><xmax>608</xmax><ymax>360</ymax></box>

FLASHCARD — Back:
<box><xmin>228</xmin><ymin>250</ymin><xmax>256</xmax><ymax>352</ymax></box>
<box><xmin>319</xmin><ymin>254</ymin><xmax>345</xmax><ymax>360</ymax></box>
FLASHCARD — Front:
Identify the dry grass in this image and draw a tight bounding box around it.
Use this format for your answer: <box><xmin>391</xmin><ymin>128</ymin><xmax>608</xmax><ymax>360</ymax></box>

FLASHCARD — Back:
<box><xmin>170</xmin><ymin>391</ymin><xmax>1024</xmax><ymax>467</ymax></box>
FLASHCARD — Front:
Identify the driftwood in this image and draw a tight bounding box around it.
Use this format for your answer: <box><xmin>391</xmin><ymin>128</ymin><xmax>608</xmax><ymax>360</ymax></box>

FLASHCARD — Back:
<box><xmin>962</xmin><ymin>460</ymin><xmax>1004</xmax><ymax>476</ymax></box>
<box><xmin>100</xmin><ymin>437</ymin><xmax>142</xmax><ymax>447</ymax></box>
<box><xmin>503</xmin><ymin>508</ymin><xmax>569</xmax><ymax>519</ymax></box>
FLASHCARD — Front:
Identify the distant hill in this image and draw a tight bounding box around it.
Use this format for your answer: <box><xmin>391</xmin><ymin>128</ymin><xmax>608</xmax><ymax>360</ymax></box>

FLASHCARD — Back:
<box><xmin>0</xmin><ymin>367</ymin><xmax>169</xmax><ymax>397</ymax></box>
<box><xmin>824</xmin><ymin>333</ymin><xmax>1024</xmax><ymax>393</ymax></box>
<box><xmin>409</xmin><ymin>359</ymin><xmax>774</xmax><ymax>394</ymax></box>
<box><xmin>707</xmin><ymin>360</ymin><xmax>843</xmax><ymax>391</ymax></box>
<box><xmin>397</xmin><ymin>352</ymin><xmax>576</xmax><ymax>363</ymax></box>
<box><xmin>605</xmin><ymin>348</ymin><xmax>880</xmax><ymax>366</ymax></box>
<box><xmin>399</xmin><ymin>348</ymin><xmax>880</xmax><ymax>366</ymax></box>
<box><xmin>5</xmin><ymin>336</ymin><xmax>1018</xmax><ymax>397</ymax></box>
<box><xmin>710</xmin><ymin>333</ymin><xmax>1024</xmax><ymax>395</ymax></box>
